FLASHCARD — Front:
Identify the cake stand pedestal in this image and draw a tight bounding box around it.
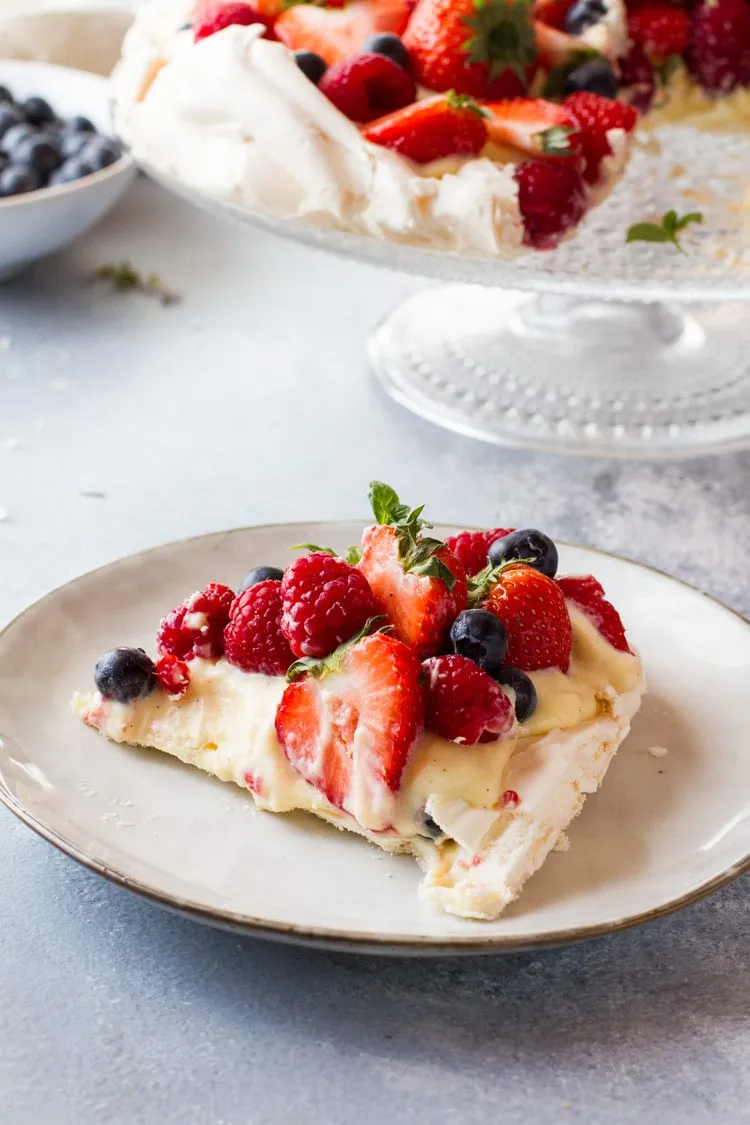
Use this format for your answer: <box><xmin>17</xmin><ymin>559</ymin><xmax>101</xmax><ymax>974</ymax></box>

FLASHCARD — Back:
<box><xmin>144</xmin><ymin>123</ymin><xmax>750</xmax><ymax>458</ymax></box>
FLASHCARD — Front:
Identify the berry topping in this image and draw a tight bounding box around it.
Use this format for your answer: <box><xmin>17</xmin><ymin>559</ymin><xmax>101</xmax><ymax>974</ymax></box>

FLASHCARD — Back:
<box><xmin>502</xmin><ymin>788</ymin><xmax>520</xmax><ymax>808</ymax></box>
<box><xmin>488</xmin><ymin>527</ymin><xmax>558</xmax><ymax>577</ymax></box>
<box><xmin>49</xmin><ymin>157</ymin><xmax>97</xmax><ymax>186</ymax></box>
<box><xmin>450</xmin><ymin>608</ymin><xmax>508</xmax><ymax>672</ymax></box>
<box><xmin>194</xmin><ymin>0</ymin><xmax>275</xmax><ymax>41</ymax></box>
<box><xmin>362</xmin><ymin>91</ymin><xmax>488</xmax><ymax>162</ymax></box>
<box><xmin>563</xmin><ymin>91</ymin><xmax>638</xmax><ymax>184</ymax></box>
<box><xmin>562</xmin><ymin>59</ymin><xmax>618</xmax><ymax>99</ymax></box>
<box><xmin>276</xmin><ymin>0</ymin><xmax>410</xmax><ymax>67</ymax></box>
<box><xmin>238</xmin><ymin>564</ymin><xmax>284</xmax><ymax>591</ymax></box>
<box><xmin>444</xmin><ymin>527</ymin><xmax>513</xmax><ymax>576</ymax></box>
<box><xmin>0</xmin><ymin>103</ymin><xmax>23</xmax><ymax>141</ymax></box>
<box><xmin>319</xmin><ymin>52</ymin><xmax>416</xmax><ymax>123</ymax></box>
<box><xmin>294</xmin><ymin>49</ymin><xmax>328</xmax><ymax>84</ymax></box>
<box><xmin>13</xmin><ymin>132</ymin><xmax>62</xmax><ymax>177</ymax></box>
<box><xmin>357</xmin><ymin>481</ymin><xmax>467</xmax><ymax>659</ymax></box>
<box><xmin>484</xmin><ymin>97</ymin><xmax>580</xmax><ymax>159</ymax></box>
<box><xmin>280</xmin><ymin>551</ymin><xmax>379</xmax><ymax>658</ymax></box>
<box><xmin>685</xmin><ymin>0</ymin><xmax>750</xmax><ymax>94</ymax></box>
<box><xmin>79</xmin><ymin>136</ymin><xmax>122</xmax><ymax>171</ymax></box>
<box><xmin>0</xmin><ymin>165</ymin><xmax>41</xmax><ymax>197</ymax></box>
<box><xmin>563</xmin><ymin>0</ymin><xmax>606</xmax><ymax>35</ymax></box>
<box><xmin>275</xmin><ymin>631</ymin><xmax>423</xmax><ymax>825</ymax></box>
<box><xmin>224</xmin><ymin>580</ymin><xmax>295</xmax><ymax>674</ymax></box>
<box><xmin>479</xmin><ymin>563</ymin><xmax>573</xmax><ymax>672</ymax></box>
<box><xmin>22</xmin><ymin>96</ymin><xmax>55</xmax><ymax>128</ymax></box>
<box><xmin>404</xmin><ymin>0</ymin><xmax>535</xmax><ymax>99</ymax></box>
<box><xmin>618</xmin><ymin>42</ymin><xmax>656</xmax><ymax>114</ymax></box>
<box><xmin>627</xmin><ymin>3</ymin><xmax>690</xmax><ymax>67</ymax></box>
<box><xmin>155</xmin><ymin>654</ymin><xmax>191</xmax><ymax>697</ymax></box>
<box><xmin>94</xmin><ymin>647</ymin><xmax>156</xmax><ymax>703</ymax></box>
<box><xmin>362</xmin><ymin>32</ymin><xmax>411</xmax><ymax>68</ymax></box>
<box><xmin>557</xmin><ymin>574</ymin><xmax>630</xmax><ymax>652</ymax></box>
<box><xmin>68</xmin><ymin>114</ymin><xmax>96</xmax><ymax>134</ymax></box>
<box><xmin>514</xmin><ymin>158</ymin><xmax>587</xmax><ymax>249</ymax></box>
<box><xmin>157</xmin><ymin>582</ymin><xmax>235</xmax><ymax>661</ymax></box>
<box><xmin>491</xmin><ymin>664</ymin><xmax>537</xmax><ymax>722</ymax></box>
<box><xmin>422</xmin><ymin>654</ymin><xmax>515</xmax><ymax>744</ymax></box>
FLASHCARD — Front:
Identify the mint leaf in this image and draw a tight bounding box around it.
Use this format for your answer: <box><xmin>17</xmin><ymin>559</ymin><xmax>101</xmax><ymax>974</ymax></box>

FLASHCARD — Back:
<box><xmin>345</xmin><ymin>544</ymin><xmax>362</xmax><ymax>565</ymax></box>
<box><xmin>626</xmin><ymin>210</ymin><xmax>703</xmax><ymax>252</ymax></box>
<box><xmin>626</xmin><ymin>223</ymin><xmax>672</xmax><ymax>244</ymax></box>
<box><xmin>290</xmin><ymin>543</ymin><xmax>337</xmax><ymax>556</ymax></box>
<box><xmin>369</xmin><ymin>481</ymin><xmax>410</xmax><ymax>526</ymax></box>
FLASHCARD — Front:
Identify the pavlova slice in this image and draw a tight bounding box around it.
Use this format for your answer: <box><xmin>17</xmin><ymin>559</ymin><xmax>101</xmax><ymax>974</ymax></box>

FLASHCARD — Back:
<box><xmin>73</xmin><ymin>483</ymin><xmax>644</xmax><ymax>920</ymax></box>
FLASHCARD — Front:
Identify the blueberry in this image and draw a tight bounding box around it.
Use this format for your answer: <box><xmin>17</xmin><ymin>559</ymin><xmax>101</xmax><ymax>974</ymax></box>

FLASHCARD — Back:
<box><xmin>60</xmin><ymin>128</ymin><xmax>90</xmax><ymax>160</ymax></box>
<box><xmin>1</xmin><ymin>122</ymin><xmax>34</xmax><ymax>154</ymax></box>
<box><xmin>563</xmin><ymin>60</ymin><xmax>618</xmax><ymax>99</ymax></box>
<box><xmin>564</xmin><ymin>0</ymin><xmax>607</xmax><ymax>34</ymax></box>
<box><xmin>94</xmin><ymin>647</ymin><xmax>157</xmax><ymax>703</ymax></box>
<box><xmin>0</xmin><ymin>85</ymin><xmax>14</xmax><ymax>104</ymax></box>
<box><xmin>68</xmin><ymin>114</ymin><xmax>96</xmax><ymax>134</ymax></box>
<box><xmin>80</xmin><ymin>135</ymin><xmax>122</xmax><ymax>170</ymax></box>
<box><xmin>417</xmin><ymin>808</ymin><xmax>445</xmax><ymax>840</ymax></box>
<box><xmin>22</xmin><ymin>95</ymin><xmax>55</xmax><ymax>127</ymax></box>
<box><xmin>293</xmin><ymin>50</ymin><xmax>328</xmax><ymax>85</ymax></box>
<box><xmin>488</xmin><ymin>529</ymin><xmax>558</xmax><ymax>578</ymax></box>
<box><xmin>450</xmin><ymin>609</ymin><xmax>508</xmax><ymax>672</ymax></box>
<box><xmin>362</xmin><ymin>33</ymin><xmax>410</xmax><ymax>69</ymax></box>
<box><xmin>0</xmin><ymin>103</ymin><xmax>24</xmax><ymax>141</ymax></box>
<box><xmin>490</xmin><ymin>666</ymin><xmax>537</xmax><ymax>724</ymax></box>
<box><xmin>13</xmin><ymin>132</ymin><xmax>62</xmax><ymax>177</ymax></box>
<box><xmin>49</xmin><ymin>157</ymin><xmax>96</xmax><ymax>186</ymax></box>
<box><xmin>0</xmin><ymin>164</ymin><xmax>42</xmax><ymax>196</ymax></box>
<box><xmin>238</xmin><ymin>565</ymin><xmax>284</xmax><ymax>592</ymax></box>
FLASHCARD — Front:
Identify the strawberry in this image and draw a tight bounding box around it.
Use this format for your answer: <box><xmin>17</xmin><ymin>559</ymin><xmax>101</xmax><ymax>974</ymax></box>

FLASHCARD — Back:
<box><xmin>627</xmin><ymin>4</ymin><xmax>690</xmax><ymax>67</ymax></box>
<box><xmin>514</xmin><ymin>158</ymin><xmax>587</xmax><ymax>248</ymax></box>
<box><xmin>685</xmin><ymin>0</ymin><xmax>750</xmax><ymax>94</ymax></box>
<box><xmin>357</xmin><ymin>481</ymin><xmax>468</xmax><ymax>659</ymax></box>
<box><xmin>194</xmin><ymin>0</ymin><xmax>275</xmax><ymax>41</ymax></box>
<box><xmin>362</xmin><ymin>92</ymin><xmax>489</xmax><ymax>162</ymax></box>
<box><xmin>563</xmin><ymin>90</ymin><xmax>638</xmax><ymax>183</ymax></box>
<box><xmin>557</xmin><ymin>574</ymin><xmax>630</xmax><ymax>652</ymax></box>
<box><xmin>483</xmin><ymin>97</ymin><xmax>581</xmax><ymax>159</ymax></box>
<box><xmin>479</xmin><ymin>563</ymin><xmax>573</xmax><ymax>671</ymax></box>
<box><xmin>275</xmin><ymin>630</ymin><xmax>423</xmax><ymax>828</ymax></box>
<box><xmin>275</xmin><ymin>0</ymin><xmax>410</xmax><ymax>67</ymax></box>
<box><xmin>403</xmin><ymin>0</ymin><xmax>537</xmax><ymax>100</ymax></box>
<box><xmin>319</xmin><ymin>53</ymin><xmax>416</xmax><ymax>123</ymax></box>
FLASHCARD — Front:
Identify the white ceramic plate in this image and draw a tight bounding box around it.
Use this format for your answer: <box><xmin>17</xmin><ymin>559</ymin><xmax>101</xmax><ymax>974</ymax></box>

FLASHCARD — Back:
<box><xmin>1</xmin><ymin>524</ymin><xmax>748</xmax><ymax>954</ymax></box>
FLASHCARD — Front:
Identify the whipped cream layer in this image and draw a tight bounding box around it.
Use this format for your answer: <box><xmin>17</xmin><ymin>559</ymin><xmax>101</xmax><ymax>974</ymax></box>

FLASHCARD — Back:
<box><xmin>112</xmin><ymin>1</ymin><xmax>632</xmax><ymax>257</ymax></box>
<box><xmin>73</xmin><ymin>606</ymin><xmax>644</xmax><ymax>918</ymax></box>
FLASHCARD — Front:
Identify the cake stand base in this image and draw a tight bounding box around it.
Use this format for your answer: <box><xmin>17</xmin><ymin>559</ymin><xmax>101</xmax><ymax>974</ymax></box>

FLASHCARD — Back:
<box><xmin>369</xmin><ymin>286</ymin><xmax>750</xmax><ymax>458</ymax></box>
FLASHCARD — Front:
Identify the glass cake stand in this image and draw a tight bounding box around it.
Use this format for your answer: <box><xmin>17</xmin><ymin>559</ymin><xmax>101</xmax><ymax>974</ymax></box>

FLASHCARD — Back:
<box><xmin>144</xmin><ymin>124</ymin><xmax>750</xmax><ymax>458</ymax></box>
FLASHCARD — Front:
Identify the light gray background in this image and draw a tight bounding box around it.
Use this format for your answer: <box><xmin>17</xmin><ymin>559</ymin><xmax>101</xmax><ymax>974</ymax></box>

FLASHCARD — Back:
<box><xmin>1</xmin><ymin>178</ymin><xmax>748</xmax><ymax>1124</ymax></box>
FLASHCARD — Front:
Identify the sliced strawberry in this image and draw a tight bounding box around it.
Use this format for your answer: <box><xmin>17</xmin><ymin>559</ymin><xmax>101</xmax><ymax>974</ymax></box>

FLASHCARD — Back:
<box><xmin>275</xmin><ymin>0</ymin><xmax>409</xmax><ymax>67</ymax></box>
<box><xmin>557</xmin><ymin>574</ymin><xmax>630</xmax><ymax>652</ymax></box>
<box><xmin>362</xmin><ymin>92</ymin><xmax>489</xmax><ymax>163</ymax></box>
<box><xmin>483</xmin><ymin>97</ymin><xmax>580</xmax><ymax>159</ymax></box>
<box><xmin>275</xmin><ymin>632</ymin><xmax>423</xmax><ymax>829</ymax></box>
<box><xmin>480</xmin><ymin>563</ymin><xmax>572</xmax><ymax>672</ymax></box>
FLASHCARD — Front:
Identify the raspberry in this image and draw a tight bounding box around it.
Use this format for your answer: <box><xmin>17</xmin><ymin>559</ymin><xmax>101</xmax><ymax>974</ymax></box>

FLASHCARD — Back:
<box><xmin>514</xmin><ymin>160</ymin><xmax>587</xmax><ymax>250</ymax></box>
<box><xmin>563</xmin><ymin>92</ymin><xmax>638</xmax><ymax>184</ymax></box>
<box><xmin>444</xmin><ymin>528</ymin><xmax>513</xmax><ymax>577</ymax></box>
<box><xmin>194</xmin><ymin>1</ymin><xmax>274</xmax><ymax>41</ymax></box>
<box><xmin>422</xmin><ymin>654</ymin><xmax>515</xmax><ymax>745</ymax></box>
<box><xmin>157</xmin><ymin>582</ymin><xmax>234</xmax><ymax>661</ymax></box>
<box><xmin>319</xmin><ymin>53</ymin><xmax>416</xmax><ymax>124</ymax></box>
<box><xmin>281</xmin><ymin>552</ymin><xmax>379</xmax><ymax>659</ymax></box>
<box><xmin>686</xmin><ymin>0</ymin><xmax>750</xmax><ymax>94</ymax></box>
<box><xmin>557</xmin><ymin>574</ymin><xmax>630</xmax><ymax>653</ymax></box>
<box><xmin>155</xmin><ymin>654</ymin><xmax>191</xmax><ymax>697</ymax></box>
<box><xmin>224</xmin><ymin>580</ymin><xmax>294</xmax><ymax>675</ymax></box>
<box><xmin>627</xmin><ymin>4</ymin><xmax>690</xmax><ymax>65</ymax></box>
<box><xmin>618</xmin><ymin>42</ymin><xmax>656</xmax><ymax>115</ymax></box>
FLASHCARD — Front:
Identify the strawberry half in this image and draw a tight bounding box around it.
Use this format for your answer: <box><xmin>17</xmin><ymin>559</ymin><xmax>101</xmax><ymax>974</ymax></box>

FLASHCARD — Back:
<box><xmin>275</xmin><ymin>631</ymin><xmax>423</xmax><ymax>829</ymax></box>
<box><xmin>483</xmin><ymin>96</ymin><xmax>580</xmax><ymax>159</ymax></box>
<box><xmin>404</xmin><ymin>0</ymin><xmax>537</xmax><ymax>100</ymax></box>
<box><xmin>557</xmin><ymin>574</ymin><xmax>630</xmax><ymax>653</ymax></box>
<box><xmin>275</xmin><ymin>0</ymin><xmax>410</xmax><ymax>67</ymax></box>
<box><xmin>362</xmin><ymin>92</ymin><xmax>489</xmax><ymax>163</ymax></box>
<box><xmin>357</xmin><ymin>481</ymin><xmax>468</xmax><ymax>659</ymax></box>
<box><xmin>478</xmin><ymin>562</ymin><xmax>572</xmax><ymax>672</ymax></box>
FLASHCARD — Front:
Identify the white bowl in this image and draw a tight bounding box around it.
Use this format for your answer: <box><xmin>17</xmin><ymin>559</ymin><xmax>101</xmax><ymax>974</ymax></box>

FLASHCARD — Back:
<box><xmin>0</xmin><ymin>58</ymin><xmax>136</xmax><ymax>279</ymax></box>
<box><xmin>0</xmin><ymin>5</ymin><xmax>133</xmax><ymax>76</ymax></box>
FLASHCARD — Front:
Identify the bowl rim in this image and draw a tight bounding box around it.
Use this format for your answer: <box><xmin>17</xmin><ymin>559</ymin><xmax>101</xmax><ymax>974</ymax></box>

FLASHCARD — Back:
<box><xmin>0</xmin><ymin>57</ymin><xmax>135</xmax><ymax>210</ymax></box>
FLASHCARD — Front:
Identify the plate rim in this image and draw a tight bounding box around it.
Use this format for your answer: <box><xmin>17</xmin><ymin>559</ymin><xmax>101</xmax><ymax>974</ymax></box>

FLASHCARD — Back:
<box><xmin>1</xmin><ymin>521</ymin><xmax>749</xmax><ymax>954</ymax></box>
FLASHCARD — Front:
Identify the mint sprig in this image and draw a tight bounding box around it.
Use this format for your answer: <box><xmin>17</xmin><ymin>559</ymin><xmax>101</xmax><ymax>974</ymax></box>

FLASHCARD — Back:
<box><xmin>286</xmin><ymin>617</ymin><xmax>388</xmax><ymax>682</ymax></box>
<box><xmin>368</xmin><ymin>481</ymin><xmax>456</xmax><ymax>592</ymax></box>
<box><xmin>291</xmin><ymin>543</ymin><xmax>361</xmax><ymax>564</ymax></box>
<box><xmin>626</xmin><ymin>210</ymin><xmax>703</xmax><ymax>253</ymax></box>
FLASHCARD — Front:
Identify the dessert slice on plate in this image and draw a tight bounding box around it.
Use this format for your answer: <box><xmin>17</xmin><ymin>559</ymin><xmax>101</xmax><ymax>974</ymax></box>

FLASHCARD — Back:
<box><xmin>73</xmin><ymin>484</ymin><xmax>645</xmax><ymax>920</ymax></box>
<box><xmin>111</xmin><ymin>0</ymin><xmax>639</xmax><ymax>255</ymax></box>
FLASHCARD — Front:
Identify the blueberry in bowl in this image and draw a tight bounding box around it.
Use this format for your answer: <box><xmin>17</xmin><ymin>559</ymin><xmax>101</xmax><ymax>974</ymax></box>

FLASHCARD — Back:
<box><xmin>0</xmin><ymin>60</ymin><xmax>135</xmax><ymax>280</ymax></box>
